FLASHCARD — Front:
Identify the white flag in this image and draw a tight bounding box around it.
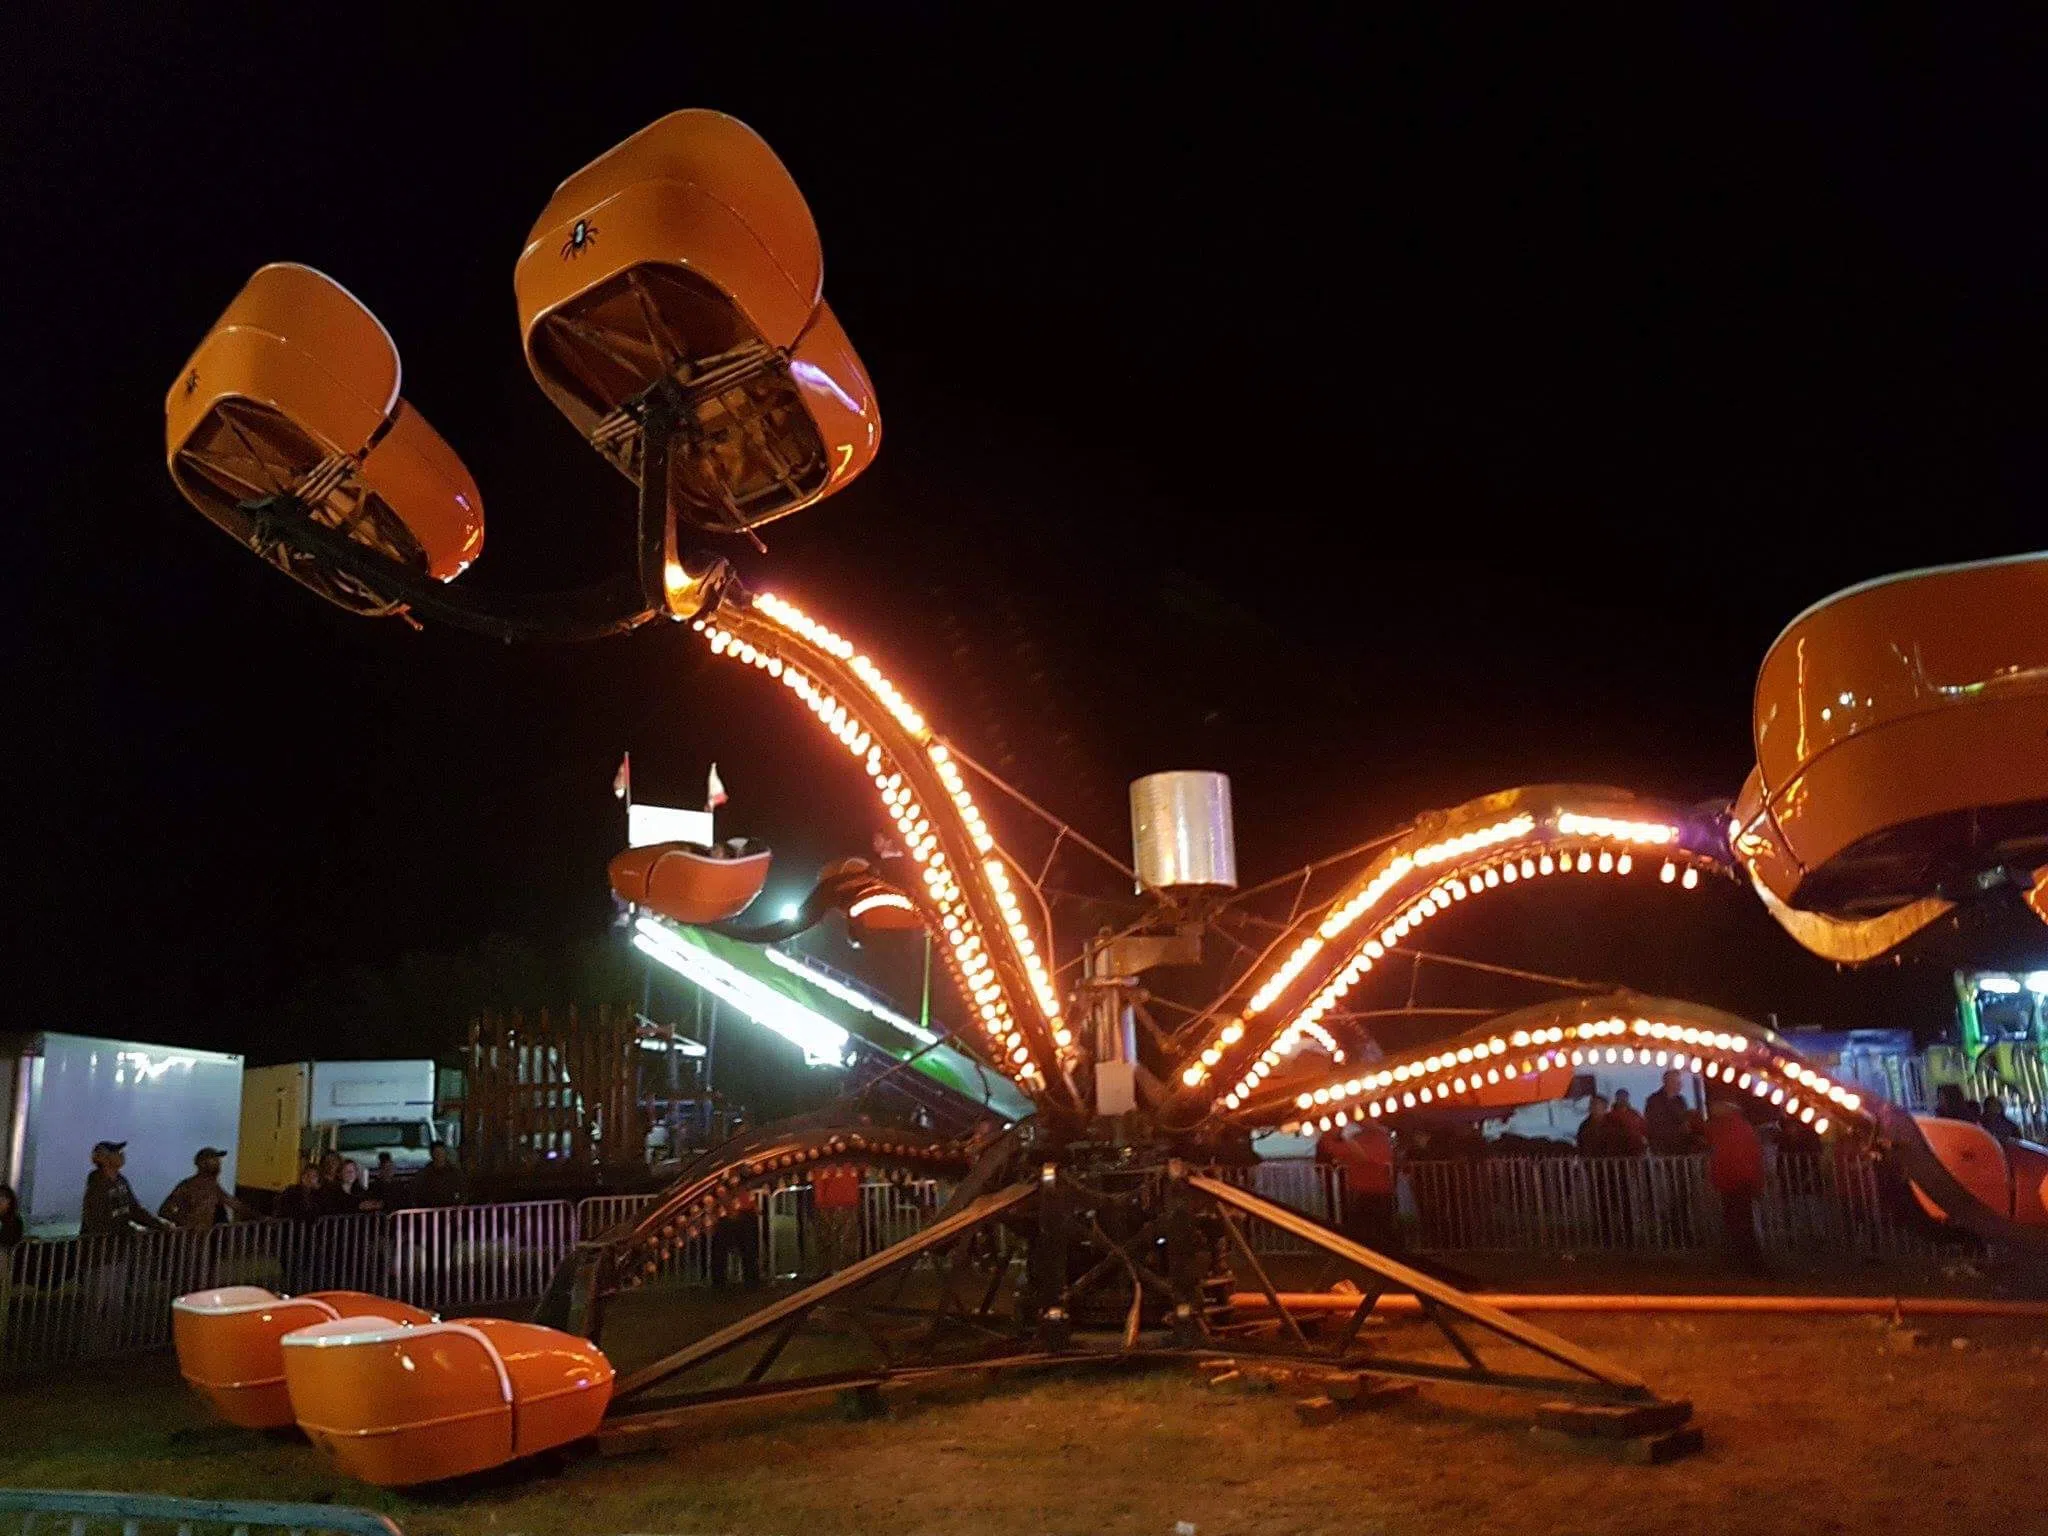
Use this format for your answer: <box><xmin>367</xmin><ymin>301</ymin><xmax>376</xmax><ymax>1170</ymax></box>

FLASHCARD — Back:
<box><xmin>706</xmin><ymin>762</ymin><xmax>728</xmax><ymax>811</ymax></box>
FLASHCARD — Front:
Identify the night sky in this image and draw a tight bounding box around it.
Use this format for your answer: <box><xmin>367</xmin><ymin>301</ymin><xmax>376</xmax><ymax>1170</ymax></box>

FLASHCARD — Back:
<box><xmin>9</xmin><ymin>13</ymin><xmax>2045</xmax><ymax>1075</ymax></box>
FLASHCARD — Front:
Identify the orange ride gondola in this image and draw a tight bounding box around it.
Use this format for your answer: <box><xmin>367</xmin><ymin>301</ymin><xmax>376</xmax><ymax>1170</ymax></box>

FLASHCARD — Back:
<box><xmin>515</xmin><ymin>110</ymin><xmax>879</xmax><ymax>536</ymax></box>
<box><xmin>282</xmin><ymin>1315</ymin><xmax>614</xmax><ymax>1486</ymax></box>
<box><xmin>1908</xmin><ymin>1117</ymin><xmax>2048</xmax><ymax>1228</ymax></box>
<box><xmin>171</xmin><ymin>1287</ymin><xmax>435</xmax><ymax>1429</ymax></box>
<box><xmin>609</xmin><ymin>839</ymin><xmax>772</xmax><ymax>925</ymax></box>
<box><xmin>165</xmin><ymin>263</ymin><xmax>485</xmax><ymax>615</ymax></box>
<box><xmin>1733</xmin><ymin>554</ymin><xmax>2048</xmax><ymax>957</ymax></box>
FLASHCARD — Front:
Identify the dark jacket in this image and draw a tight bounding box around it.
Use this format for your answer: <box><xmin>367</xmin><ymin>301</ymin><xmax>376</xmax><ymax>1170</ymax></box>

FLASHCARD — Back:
<box><xmin>81</xmin><ymin>1170</ymin><xmax>159</xmax><ymax>1239</ymax></box>
<box><xmin>409</xmin><ymin>1163</ymin><xmax>465</xmax><ymax>1208</ymax></box>
<box><xmin>1577</xmin><ymin>1115</ymin><xmax>1635</xmax><ymax>1159</ymax></box>
<box><xmin>1643</xmin><ymin>1089</ymin><xmax>1704</xmax><ymax>1154</ymax></box>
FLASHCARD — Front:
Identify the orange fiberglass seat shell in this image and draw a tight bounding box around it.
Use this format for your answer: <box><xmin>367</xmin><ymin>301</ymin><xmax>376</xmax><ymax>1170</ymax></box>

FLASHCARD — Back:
<box><xmin>1909</xmin><ymin>1116</ymin><xmax>2014</xmax><ymax>1224</ymax></box>
<box><xmin>282</xmin><ymin>1316</ymin><xmax>613</xmax><ymax>1486</ymax></box>
<box><xmin>514</xmin><ymin>110</ymin><xmax>879</xmax><ymax>534</ymax></box>
<box><xmin>166</xmin><ymin>263</ymin><xmax>484</xmax><ymax>611</ymax></box>
<box><xmin>1733</xmin><ymin>555</ymin><xmax>2048</xmax><ymax>917</ymax></box>
<box><xmin>171</xmin><ymin>1287</ymin><xmax>434</xmax><ymax>1429</ymax></box>
<box><xmin>610</xmin><ymin>842</ymin><xmax>772</xmax><ymax>925</ymax></box>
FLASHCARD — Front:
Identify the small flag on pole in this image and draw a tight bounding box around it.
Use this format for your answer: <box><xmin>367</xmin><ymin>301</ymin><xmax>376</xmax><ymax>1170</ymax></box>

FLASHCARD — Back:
<box><xmin>706</xmin><ymin>762</ymin><xmax>728</xmax><ymax>811</ymax></box>
<box><xmin>613</xmin><ymin>752</ymin><xmax>631</xmax><ymax>802</ymax></box>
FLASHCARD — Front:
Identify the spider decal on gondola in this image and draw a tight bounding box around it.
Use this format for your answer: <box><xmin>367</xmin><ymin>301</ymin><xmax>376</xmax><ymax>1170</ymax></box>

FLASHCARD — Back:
<box><xmin>561</xmin><ymin>219</ymin><xmax>598</xmax><ymax>259</ymax></box>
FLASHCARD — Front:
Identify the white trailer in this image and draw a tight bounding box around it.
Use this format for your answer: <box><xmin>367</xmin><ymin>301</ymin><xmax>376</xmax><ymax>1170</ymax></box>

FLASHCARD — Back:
<box><xmin>1</xmin><ymin>1032</ymin><xmax>244</xmax><ymax>1236</ymax></box>
<box><xmin>237</xmin><ymin>1059</ymin><xmax>439</xmax><ymax>1197</ymax></box>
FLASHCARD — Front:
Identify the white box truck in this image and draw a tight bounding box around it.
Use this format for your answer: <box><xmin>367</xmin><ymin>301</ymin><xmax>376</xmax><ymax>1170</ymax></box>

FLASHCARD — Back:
<box><xmin>1</xmin><ymin>1032</ymin><xmax>245</xmax><ymax>1236</ymax></box>
<box><xmin>237</xmin><ymin>1059</ymin><xmax>440</xmax><ymax>1201</ymax></box>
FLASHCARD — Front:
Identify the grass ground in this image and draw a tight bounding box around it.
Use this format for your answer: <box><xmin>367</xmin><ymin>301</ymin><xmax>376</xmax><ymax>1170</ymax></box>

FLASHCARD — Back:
<box><xmin>2</xmin><ymin>1265</ymin><xmax>2043</xmax><ymax>1536</ymax></box>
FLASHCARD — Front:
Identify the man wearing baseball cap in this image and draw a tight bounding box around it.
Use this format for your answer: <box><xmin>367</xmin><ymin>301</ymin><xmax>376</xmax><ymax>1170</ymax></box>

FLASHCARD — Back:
<box><xmin>80</xmin><ymin>1141</ymin><xmax>172</xmax><ymax>1240</ymax></box>
<box><xmin>159</xmin><ymin>1146</ymin><xmax>254</xmax><ymax>1232</ymax></box>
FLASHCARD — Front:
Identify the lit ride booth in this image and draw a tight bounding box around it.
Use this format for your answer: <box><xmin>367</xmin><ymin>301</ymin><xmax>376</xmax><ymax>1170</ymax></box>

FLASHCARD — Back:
<box><xmin>171</xmin><ymin>1287</ymin><xmax>435</xmax><ymax>1429</ymax></box>
<box><xmin>282</xmin><ymin>1314</ymin><xmax>614</xmax><ymax>1486</ymax></box>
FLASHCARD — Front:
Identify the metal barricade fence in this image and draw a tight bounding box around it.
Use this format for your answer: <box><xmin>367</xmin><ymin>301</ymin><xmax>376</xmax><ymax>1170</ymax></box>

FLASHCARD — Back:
<box><xmin>0</xmin><ymin>1157</ymin><xmax>1956</xmax><ymax>1378</ymax></box>
<box><xmin>1215</xmin><ymin>1162</ymin><xmax>1343</xmax><ymax>1253</ymax></box>
<box><xmin>0</xmin><ymin>1487</ymin><xmax>406</xmax><ymax>1535</ymax></box>
<box><xmin>285</xmin><ymin>1212</ymin><xmax>392</xmax><ymax>1296</ymax></box>
<box><xmin>392</xmin><ymin>1200</ymin><xmax>577</xmax><ymax>1311</ymax></box>
<box><xmin>1400</xmin><ymin>1153</ymin><xmax>1941</xmax><ymax>1259</ymax></box>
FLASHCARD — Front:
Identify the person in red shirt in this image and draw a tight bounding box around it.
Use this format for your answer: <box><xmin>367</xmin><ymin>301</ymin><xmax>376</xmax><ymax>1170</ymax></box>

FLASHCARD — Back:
<box><xmin>1319</xmin><ymin>1123</ymin><xmax>1399</xmax><ymax>1253</ymax></box>
<box><xmin>1705</xmin><ymin>1098</ymin><xmax>1768</xmax><ymax>1275</ymax></box>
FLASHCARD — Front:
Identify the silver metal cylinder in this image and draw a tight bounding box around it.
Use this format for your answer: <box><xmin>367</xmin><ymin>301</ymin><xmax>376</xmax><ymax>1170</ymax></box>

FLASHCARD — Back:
<box><xmin>1129</xmin><ymin>771</ymin><xmax>1238</xmax><ymax>892</ymax></box>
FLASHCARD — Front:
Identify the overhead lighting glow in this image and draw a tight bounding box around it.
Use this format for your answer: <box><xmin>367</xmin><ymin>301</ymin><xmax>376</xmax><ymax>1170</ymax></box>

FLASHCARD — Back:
<box><xmin>762</xmin><ymin>943</ymin><xmax>940</xmax><ymax>1046</ymax></box>
<box><xmin>1977</xmin><ymin>974</ymin><xmax>2023</xmax><ymax>995</ymax></box>
<box><xmin>634</xmin><ymin>918</ymin><xmax>850</xmax><ymax>1065</ymax></box>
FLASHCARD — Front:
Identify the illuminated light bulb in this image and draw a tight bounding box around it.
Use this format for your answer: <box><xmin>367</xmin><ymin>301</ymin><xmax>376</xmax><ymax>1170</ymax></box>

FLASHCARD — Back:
<box><xmin>1485</xmin><ymin>867</ymin><xmax>1500</xmax><ymax>887</ymax></box>
<box><xmin>1660</xmin><ymin>862</ymin><xmax>1676</xmax><ymax>883</ymax></box>
<box><xmin>1842</xmin><ymin>1093</ymin><xmax>1861</xmax><ymax>1112</ymax></box>
<box><xmin>1487</xmin><ymin>1068</ymin><xmax>1499</xmax><ymax>1084</ymax></box>
<box><xmin>1312</xmin><ymin>1088</ymin><xmax>1330</xmax><ymax>1105</ymax></box>
<box><xmin>1453</xmin><ymin>1077</ymin><xmax>1466</xmax><ymax>1093</ymax></box>
<box><xmin>1598</xmin><ymin>850</ymin><xmax>1614</xmax><ymax>872</ymax></box>
<box><xmin>1770</xmin><ymin>1088</ymin><xmax>1785</xmax><ymax>1106</ymax></box>
<box><xmin>1605</xmin><ymin>1048</ymin><xmax>1618</xmax><ymax>1064</ymax></box>
<box><xmin>1690</xmin><ymin>1056</ymin><xmax>1703</xmax><ymax>1072</ymax></box>
<box><xmin>1403</xmin><ymin>1092</ymin><xmax>1417</xmax><ymax>1108</ymax></box>
<box><xmin>1222</xmin><ymin>1093</ymin><xmax>1240</xmax><ymax>1110</ymax></box>
<box><xmin>1512</xmin><ymin>1030</ymin><xmax>1531</xmax><ymax>1047</ymax></box>
<box><xmin>1182</xmin><ymin>1066</ymin><xmax>1205</xmax><ymax>1087</ymax></box>
<box><xmin>1576</xmin><ymin>852</ymin><xmax>1593</xmax><ymax>873</ymax></box>
<box><xmin>1539</xmin><ymin>855</ymin><xmax>1555</xmax><ymax>875</ymax></box>
<box><xmin>1521</xmin><ymin>858</ymin><xmax>1536</xmax><ymax>878</ymax></box>
<box><xmin>1419</xmin><ymin>1087</ymin><xmax>1433</xmax><ymax>1103</ymax></box>
<box><xmin>1786</xmin><ymin>1097</ymin><xmax>1800</xmax><ymax>1114</ymax></box>
<box><xmin>1369</xmin><ymin>1102</ymin><xmax>1383</xmax><ymax>1118</ymax></box>
<box><xmin>1814</xmin><ymin>1117</ymin><xmax>1830</xmax><ymax>1134</ymax></box>
<box><xmin>1503</xmin><ymin>1063</ymin><xmax>1518</xmax><ymax>1079</ymax></box>
<box><xmin>1202</xmin><ymin>1048</ymin><xmax>1222</xmax><ymax>1067</ymax></box>
<box><xmin>1681</xmin><ymin>867</ymin><xmax>1699</xmax><ymax>890</ymax></box>
<box><xmin>1571</xmin><ymin>1050</ymin><xmax>1584</xmax><ymax>1066</ymax></box>
<box><xmin>1503</xmin><ymin>864</ymin><xmax>1519</xmax><ymax>883</ymax></box>
<box><xmin>1617</xmin><ymin>853</ymin><xmax>1632</xmax><ymax>875</ymax></box>
<box><xmin>1297</xmin><ymin>1093</ymin><xmax>1314</xmax><ymax>1110</ymax></box>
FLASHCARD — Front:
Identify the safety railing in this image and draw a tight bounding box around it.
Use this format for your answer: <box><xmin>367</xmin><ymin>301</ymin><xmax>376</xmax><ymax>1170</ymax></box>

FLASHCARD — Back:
<box><xmin>390</xmin><ymin>1200</ymin><xmax>577</xmax><ymax>1310</ymax></box>
<box><xmin>1401</xmin><ymin>1152</ymin><xmax>1941</xmax><ymax>1258</ymax></box>
<box><xmin>0</xmin><ymin>1157</ymin><xmax>1957</xmax><ymax>1378</ymax></box>
<box><xmin>0</xmin><ymin>1487</ymin><xmax>405</xmax><ymax>1534</ymax></box>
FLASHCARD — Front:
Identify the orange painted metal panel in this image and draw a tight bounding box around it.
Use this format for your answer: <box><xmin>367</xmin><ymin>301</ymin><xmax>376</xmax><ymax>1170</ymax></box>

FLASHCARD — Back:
<box><xmin>610</xmin><ymin>843</ymin><xmax>772</xmax><ymax>925</ymax></box>
<box><xmin>1909</xmin><ymin>1115</ymin><xmax>2012</xmax><ymax>1223</ymax></box>
<box><xmin>173</xmin><ymin>1287</ymin><xmax>337</xmax><ymax>1429</ymax></box>
<box><xmin>166</xmin><ymin>263</ymin><xmax>485</xmax><ymax>606</ymax></box>
<box><xmin>1739</xmin><ymin>556</ymin><xmax>2048</xmax><ymax>913</ymax></box>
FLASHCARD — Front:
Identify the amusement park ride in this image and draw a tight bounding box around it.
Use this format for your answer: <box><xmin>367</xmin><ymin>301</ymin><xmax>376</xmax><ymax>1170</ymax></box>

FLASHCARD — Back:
<box><xmin>165</xmin><ymin>110</ymin><xmax>2048</xmax><ymax>1484</ymax></box>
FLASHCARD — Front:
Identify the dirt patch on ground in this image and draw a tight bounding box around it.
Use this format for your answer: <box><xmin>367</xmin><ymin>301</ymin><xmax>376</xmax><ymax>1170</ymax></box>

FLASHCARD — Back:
<box><xmin>2</xmin><ymin>1297</ymin><xmax>2043</xmax><ymax>1536</ymax></box>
